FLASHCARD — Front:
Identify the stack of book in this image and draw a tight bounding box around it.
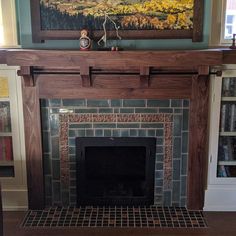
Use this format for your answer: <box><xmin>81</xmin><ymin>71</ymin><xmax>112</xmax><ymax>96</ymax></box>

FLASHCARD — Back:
<box><xmin>0</xmin><ymin>104</ymin><xmax>11</xmax><ymax>132</ymax></box>
<box><xmin>220</xmin><ymin>103</ymin><xmax>236</xmax><ymax>132</ymax></box>
<box><xmin>0</xmin><ymin>137</ymin><xmax>13</xmax><ymax>162</ymax></box>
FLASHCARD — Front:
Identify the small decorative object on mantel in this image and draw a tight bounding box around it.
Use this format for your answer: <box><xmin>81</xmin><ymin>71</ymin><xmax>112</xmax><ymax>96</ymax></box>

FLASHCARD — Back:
<box><xmin>79</xmin><ymin>30</ymin><xmax>91</xmax><ymax>50</ymax></box>
<box><xmin>230</xmin><ymin>34</ymin><xmax>236</xmax><ymax>49</ymax></box>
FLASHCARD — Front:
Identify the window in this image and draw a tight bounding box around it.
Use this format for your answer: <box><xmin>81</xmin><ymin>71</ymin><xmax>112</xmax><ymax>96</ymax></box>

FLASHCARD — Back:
<box><xmin>210</xmin><ymin>0</ymin><xmax>236</xmax><ymax>46</ymax></box>
<box><xmin>0</xmin><ymin>0</ymin><xmax>18</xmax><ymax>47</ymax></box>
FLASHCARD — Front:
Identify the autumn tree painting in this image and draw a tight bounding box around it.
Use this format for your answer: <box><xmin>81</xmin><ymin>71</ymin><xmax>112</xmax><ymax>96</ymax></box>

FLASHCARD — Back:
<box><xmin>40</xmin><ymin>0</ymin><xmax>194</xmax><ymax>31</ymax></box>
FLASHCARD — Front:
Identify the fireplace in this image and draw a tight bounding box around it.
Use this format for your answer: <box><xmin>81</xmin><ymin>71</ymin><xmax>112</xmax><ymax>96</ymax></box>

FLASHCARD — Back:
<box><xmin>76</xmin><ymin>137</ymin><xmax>156</xmax><ymax>206</ymax></box>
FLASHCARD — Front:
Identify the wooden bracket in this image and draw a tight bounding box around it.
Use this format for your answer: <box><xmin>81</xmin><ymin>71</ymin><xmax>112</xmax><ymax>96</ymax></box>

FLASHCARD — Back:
<box><xmin>17</xmin><ymin>66</ymin><xmax>36</xmax><ymax>87</ymax></box>
<box><xmin>140</xmin><ymin>66</ymin><xmax>150</xmax><ymax>88</ymax></box>
<box><xmin>80</xmin><ymin>64</ymin><xmax>92</xmax><ymax>87</ymax></box>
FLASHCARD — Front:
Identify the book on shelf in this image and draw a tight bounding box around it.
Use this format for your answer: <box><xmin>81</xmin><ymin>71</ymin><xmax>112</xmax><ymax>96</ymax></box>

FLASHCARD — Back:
<box><xmin>223</xmin><ymin>78</ymin><xmax>231</xmax><ymax>96</ymax></box>
<box><xmin>220</xmin><ymin>104</ymin><xmax>227</xmax><ymax>132</ymax></box>
<box><xmin>230</xmin><ymin>104</ymin><xmax>236</xmax><ymax>132</ymax></box>
<box><xmin>0</xmin><ymin>137</ymin><xmax>13</xmax><ymax>161</ymax></box>
<box><xmin>220</xmin><ymin>103</ymin><xmax>236</xmax><ymax>132</ymax></box>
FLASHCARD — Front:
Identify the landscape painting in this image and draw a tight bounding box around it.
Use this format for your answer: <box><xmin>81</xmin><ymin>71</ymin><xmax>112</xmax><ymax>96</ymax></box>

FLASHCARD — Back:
<box><xmin>40</xmin><ymin>0</ymin><xmax>194</xmax><ymax>31</ymax></box>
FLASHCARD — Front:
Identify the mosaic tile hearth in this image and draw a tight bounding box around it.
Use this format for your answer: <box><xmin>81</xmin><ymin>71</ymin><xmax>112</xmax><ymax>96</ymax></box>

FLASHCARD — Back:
<box><xmin>21</xmin><ymin>206</ymin><xmax>207</xmax><ymax>228</ymax></box>
<box><xmin>41</xmin><ymin>99</ymin><xmax>189</xmax><ymax>207</ymax></box>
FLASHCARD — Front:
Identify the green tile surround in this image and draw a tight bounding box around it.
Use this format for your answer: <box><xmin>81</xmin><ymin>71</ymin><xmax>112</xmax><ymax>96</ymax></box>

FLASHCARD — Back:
<box><xmin>41</xmin><ymin>99</ymin><xmax>189</xmax><ymax>207</ymax></box>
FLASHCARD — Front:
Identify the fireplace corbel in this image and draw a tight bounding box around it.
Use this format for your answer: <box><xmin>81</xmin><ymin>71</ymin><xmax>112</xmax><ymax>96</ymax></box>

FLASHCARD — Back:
<box><xmin>1</xmin><ymin>49</ymin><xmax>231</xmax><ymax>210</ymax></box>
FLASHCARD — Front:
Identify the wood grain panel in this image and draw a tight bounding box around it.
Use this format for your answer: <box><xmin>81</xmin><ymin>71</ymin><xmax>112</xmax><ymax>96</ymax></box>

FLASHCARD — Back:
<box><xmin>223</xmin><ymin>50</ymin><xmax>236</xmax><ymax>64</ymax></box>
<box><xmin>22</xmin><ymin>78</ymin><xmax>44</xmax><ymax>209</ymax></box>
<box><xmin>188</xmin><ymin>75</ymin><xmax>209</xmax><ymax>210</ymax></box>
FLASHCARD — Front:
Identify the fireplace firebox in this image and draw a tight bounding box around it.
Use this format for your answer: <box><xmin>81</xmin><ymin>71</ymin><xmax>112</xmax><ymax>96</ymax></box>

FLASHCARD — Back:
<box><xmin>76</xmin><ymin>137</ymin><xmax>156</xmax><ymax>206</ymax></box>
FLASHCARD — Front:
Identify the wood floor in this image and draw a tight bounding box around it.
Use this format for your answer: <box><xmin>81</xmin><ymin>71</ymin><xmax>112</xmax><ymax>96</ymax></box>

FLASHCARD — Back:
<box><xmin>3</xmin><ymin>211</ymin><xmax>236</xmax><ymax>236</ymax></box>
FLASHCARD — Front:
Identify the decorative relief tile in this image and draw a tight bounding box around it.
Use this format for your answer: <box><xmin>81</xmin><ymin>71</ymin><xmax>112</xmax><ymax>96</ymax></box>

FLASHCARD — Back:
<box><xmin>117</xmin><ymin>114</ymin><xmax>140</xmax><ymax>122</ymax></box>
<box><xmin>164</xmin><ymin>123</ymin><xmax>173</xmax><ymax>146</ymax></box>
<box><xmin>69</xmin><ymin>114</ymin><xmax>92</xmax><ymax>123</ymax></box>
<box><xmin>141</xmin><ymin>114</ymin><xmax>164</xmax><ymax>122</ymax></box>
<box><xmin>93</xmin><ymin>114</ymin><xmax>116</xmax><ymax>122</ymax></box>
<box><xmin>164</xmin><ymin>114</ymin><xmax>173</xmax><ymax>122</ymax></box>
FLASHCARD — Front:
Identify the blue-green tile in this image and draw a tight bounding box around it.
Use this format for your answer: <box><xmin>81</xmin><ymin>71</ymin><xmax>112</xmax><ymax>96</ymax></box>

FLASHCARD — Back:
<box><xmin>159</xmin><ymin>108</ymin><xmax>173</xmax><ymax>113</ymax></box>
<box><xmin>141</xmin><ymin>123</ymin><xmax>163</xmax><ymax>128</ymax></box>
<box><xmin>52</xmin><ymin>160</ymin><xmax>60</xmax><ymax>180</ymax></box>
<box><xmin>183</xmin><ymin>109</ymin><xmax>189</xmax><ymax>131</ymax></box>
<box><xmin>120</xmin><ymin>129</ymin><xmax>129</xmax><ymax>136</ymax></box>
<box><xmin>123</xmin><ymin>99</ymin><xmax>145</xmax><ymax>107</ymax></box>
<box><xmin>156</xmin><ymin>162</ymin><xmax>163</xmax><ymax>170</ymax></box>
<box><xmin>43</xmin><ymin>154</ymin><xmax>51</xmax><ymax>175</ymax></box>
<box><xmin>69</xmin><ymin>147</ymin><xmax>75</xmax><ymax>155</ymax></box>
<box><xmin>117</xmin><ymin>123</ymin><xmax>140</xmax><ymax>128</ymax></box>
<box><xmin>156</xmin><ymin>138</ymin><xmax>163</xmax><ymax>145</ymax></box>
<box><xmin>182</xmin><ymin>132</ymin><xmax>189</xmax><ymax>153</ymax></box>
<box><xmin>147</xmin><ymin>129</ymin><xmax>156</xmax><ymax>136</ymax></box>
<box><xmin>183</xmin><ymin>100</ymin><xmax>190</xmax><ymax>107</ymax></box>
<box><xmin>85</xmin><ymin>129</ymin><xmax>94</xmax><ymax>136</ymax></box>
<box><xmin>87</xmin><ymin>99</ymin><xmax>109</xmax><ymax>107</ymax></box>
<box><xmin>130</xmin><ymin>129</ymin><xmax>138</xmax><ymax>136</ymax></box>
<box><xmin>135</xmin><ymin>108</ymin><xmax>158</xmax><ymax>113</ymax></box>
<box><xmin>155</xmin><ymin>187</ymin><xmax>163</xmax><ymax>195</ymax></box>
<box><xmin>156</xmin><ymin>146</ymin><xmax>163</xmax><ymax>154</ymax></box>
<box><xmin>70</xmin><ymin>163</ymin><xmax>76</xmax><ymax>171</ymax></box>
<box><xmin>111</xmin><ymin>99</ymin><xmax>122</xmax><ymax>107</ymax></box>
<box><xmin>173</xmin><ymin>137</ymin><xmax>181</xmax><ymax>159</ymax></box>
<box><xmin>74</xmin><ymin>108</ymin><xmax>97</xmax><ymax>113</ymax></box>
<box><xmin>77</xmin><ymin>129</ymin><xmax>86</xmax><ymax>136</ymax></box>
<box><xmin>114</xmin><ymin>108</ymin><xmax>120</xmax><ymax>113</ymax></box>
<box><xmin>171</xmin><ymin>100</ymin><xmax>182</xmax><ymax>107</ymax></box>
<box><xmin>93</xmin><ymin>123</ymin><xmax>116</xmax><ymax>128</ymax></box>
<box><xmin>181</xmin><ymin>176</ymin><xmax>187</xmax><ymax>197</ymax></box>
<box><xmin>69</xmin><ymin>123</ymin><xmax>92</xmax><ymax>129</ymax></box>
<box><xmin>172</xmin><ymin>181</ymin><xmax>180</xmax><ymax>202</ymax></box>
<box><xmin>40</xmin><ymin>99</ymin><xmax>49</xmax><ymax>108</ymax></box>
<box><xmin>112</xmin><ymin>130</ymin><xmax>120</xmax><ymax>137</ymax></box>
<box><xmin>41</xmin><ymin>108</ymin><xmax>49</xmax><ymax>131</ymax></box>
<box><xmin>138</xmin><ymin>129</ymin><xmax>146</xmax><ymax>136</ymax></box>
<box><xmin>50</xmin><ymin>108</ymin><xmax>60</xmax><ymax>114</ymax></box>
<box><xmin>45</xmin><ymin>175</ymin><xmax>52</xmax><ymax>196</ymax></box>
<box><xmin>42</xmin><ymin>131</ymin><xmax>50</xmax><ymax>152</ymax></box>
<box><xmin>147</xmin><ymin>100</ymin><xmax>170</xmax><ymax>107</ymax></box>
<box><xmin>120</xmin><ymin>108</ymin><xmax>134</xmax><ymax>113</ymax></box>
<box><xmin>173</xmin><ymin>115</ymin><xmax>182</xmax><ymax>136</ymax></box>
<box><xmin>50</xmin><ymin>114</ymin><xmax>59</xmax><ymax>136</ymax></box>
<box><xmin>155</xmin><ymin>170</ymin><xmax>163</xmax><ymax>179</ymax></box>
<box><xmin>99</xmin><ymin>108</ymin><xmax>113</xmax><ymax>113</ymax></box>
<box><xmin>156</xmin><ymin>129</ymin><xmax>164</xmax><ymax>136</ymax></box>
<box><xmin>62</xmin><ymin>191</ymin><xmax>69</xmax><ymax>205</ymax></box>
<box><xmin>49</xmin><ymin>99</ymin><xmax>61</xmax><ymax>107</ymax></box>
<box><xmin>156</xmin><ymin>154</ymin><xmax>164</xmax><ymax>162</ymax></box>
<box><xmin>174</xmin><ymin>109</ymin><xmax>182</xmax><ymax>114</ymax></box>
<box><xmin>51</xmin><ymin>137</ymin><xmax>59</xmax><ymax>159</ymax></box>
<box><xmin>62</xmin><ymin>99</ymin><xmax>85</xmax><ymax>107</ymax></box>
<box><xmin>69</xmin><ymin>155</ymin><xmax>76</xmax><ymax>162</ymax></box>
<box><xmin>155</xmin><ymin>179</ymin><xmax>163</xmax><ymax>187</ymax></box>
<box><xmin>52</xmin><ymin>181</ymin><xmax>61</xmax><ymax>202</ymax></box>
<box><xmin>104</xmin><ymin>129</ymin><xmax>112</xmax><ymax>136</ymax></box>
<box><xmin>69</xmin><ymin>130</ymin><xmax>76</xmax><ymax>137</ymax></box>
<box><xmin>180</xmin><ymin>197</ymin><xmax>187</xmax><ymax>207</ymax></box>
<box><xmin>69</xmin><ymin>138</ymin><xmax>75</xmax><ymax>147</ymax></box>
<box><xmin>164</xmin><ymin>191</ymin><xmax>172</xmax><ymax>206</ymax></box>
<box><xmin>173</xmin><ymin>160</ymin><xmax>180</xmax><ymax>180</ymax></box>
<box><xmin>154</xmin><ymin>195</ymin><xmax>163</xmax><ymax>204</ymax></box>
<box><xmin>70</xmin><ymin>171</ymin><xmax>76</xmax><ymax>179</ymax></box>
<box><xmin>95</xmin><ymin>129</ymin><xmax>104</xmax><ymax>136</ymax></box>
<box><xmin>181</xmin><ymin>154</ymin><xmax>188</xmax><ymax>175</ymax></box>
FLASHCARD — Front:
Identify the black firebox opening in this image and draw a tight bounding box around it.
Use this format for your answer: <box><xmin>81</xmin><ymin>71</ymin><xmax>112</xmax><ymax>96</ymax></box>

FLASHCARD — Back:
<box><xmin>76</xmin><ymin>137</ymin><xmax>156</xmax><ymax>206</ymax></box>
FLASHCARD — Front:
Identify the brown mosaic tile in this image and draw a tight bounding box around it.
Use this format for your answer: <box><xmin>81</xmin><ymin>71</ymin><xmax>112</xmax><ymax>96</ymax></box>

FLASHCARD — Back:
<box><xmin>164</xmin><ymin>168</ymin><xmax>172</xmax><ymax>190</ymax></box>
<box><xmin>164</xmin><ymin>145</ymin><xmax>173</xmax><ymax>190</ymax></box>
<box><xmin>59</xmin><ymin>114</ymin><xmax>69</xmax><ymax>123</ymax></box>
<box><xmin>117</xmin><ymin>114</ymin><xmax>140</xmax><ymax>122</ymax></box>
<box><xmin>69</xmin><ymin>114</ymin><xmax>92</xmax><ymax>123</ymax></box>
<box><xmin>164</xmin><ymin>123</ymin><xmax>173</xmax><ymax>146</ymax></box>
<box><xmin>164</xmin><ymin>114</ymin><xmax>173</xmax><ymax>122</ymax></box>
<box><xmin>141</xmin><ymin>114</ymin><xmax>164</xmax><ymax>122</ymax></box>
<box><xmin>93</xmin><ymin>114</ymin><xmax>116</xmax><ymax>122</ymax></box>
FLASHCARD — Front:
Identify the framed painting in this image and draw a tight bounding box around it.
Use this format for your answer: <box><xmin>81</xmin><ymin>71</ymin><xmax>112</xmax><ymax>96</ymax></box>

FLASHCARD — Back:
<box><xmin>30</xmin><ymin>0</ymin><xmax>204</xmax><ymax>43</ymax></box>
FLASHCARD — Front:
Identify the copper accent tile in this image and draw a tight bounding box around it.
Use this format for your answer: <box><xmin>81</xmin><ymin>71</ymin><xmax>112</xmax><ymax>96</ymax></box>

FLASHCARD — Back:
<box><xmin>117</xmin><ymin>114</ymin><xmax>140</xmax><ymax>122</ymax></box>
<box><xmin>141</xmin><ymin>114</ymin><xmax>164</xmax><ymax>122</ymax></box>
<box><xmin>93</xmin><ymin>114</ymin><xmax>116</xmax><ymax>122</ymax></box>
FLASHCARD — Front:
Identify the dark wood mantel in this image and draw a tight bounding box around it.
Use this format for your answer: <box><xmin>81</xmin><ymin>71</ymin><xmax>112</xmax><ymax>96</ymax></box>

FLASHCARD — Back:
<box><xmin>0</xmin><ymin>49</ymin><xmax>235</xmax><ymax>211</ymax></box>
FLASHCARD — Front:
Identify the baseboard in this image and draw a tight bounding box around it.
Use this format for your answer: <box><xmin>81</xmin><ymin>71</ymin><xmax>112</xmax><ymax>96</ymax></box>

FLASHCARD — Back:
<box><xmin>2</xmin><ymin>188</ymin><xmax>28</xmax><ymax>211</ymax></box>
<box><xmin>204</xmin><ymin>187</ymin><xmax>236</xmax><ymax>211</ymax></box>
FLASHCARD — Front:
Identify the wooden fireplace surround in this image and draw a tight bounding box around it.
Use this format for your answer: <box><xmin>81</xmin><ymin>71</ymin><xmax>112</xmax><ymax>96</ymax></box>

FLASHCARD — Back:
<box><xmin>0</xmin><ymin>49</ymin><xmax>236</xmax><ymax>210</ymax></box>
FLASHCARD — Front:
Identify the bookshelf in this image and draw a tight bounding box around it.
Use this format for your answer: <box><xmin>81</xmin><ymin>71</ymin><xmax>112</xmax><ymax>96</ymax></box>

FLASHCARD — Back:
<box><xmin>0</xmin><ymin>65</ymin><xmax>27</xmax><ymax>210</ymax></box>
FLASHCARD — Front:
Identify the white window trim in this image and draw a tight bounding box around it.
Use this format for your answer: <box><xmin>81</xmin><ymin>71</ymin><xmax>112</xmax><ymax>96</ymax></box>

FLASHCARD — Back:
<box><xmin>0</xmin><ymin>0</ymin><xmax>18</xmax><ymax>47</ymax></box>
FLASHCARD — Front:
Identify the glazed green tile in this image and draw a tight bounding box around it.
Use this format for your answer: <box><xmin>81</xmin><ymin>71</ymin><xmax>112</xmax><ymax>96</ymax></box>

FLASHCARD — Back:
<box><xmin>180</xmin><ymin>197</ymin><xmax>187</xmax><ymax>207</ymax></box>
<box><xmin>49</xmin><ymin>99</ymin><xmax>61</xmax><ymax>107</ymax></box>
<box><xmin>181</xmin><ymin>176</ymin><xmax>187</xmax><ymax>197</ymax></box>
<box><xmin>155</xmin><ymin>170</ymin><xmax>163</xmax><ymax>179</ymax></box>
<box><xmin>173</xmin><ymin>160</ymin><xmax>181</xmax><ymax>180</ymax></box>
<box><xmin>52</xmin><ymin>181</ymin><xmax>61</xmax><ymax>202</ymax></box>
<box><xmin>42</xmin><ymin>131</ymin><xmax>50</xmax><ymax>152</ymax></box>
<box><xmin>182</xmin><ymin>132</ymin><xmax>189</xmax><ymax>153</ymax></box>
<box><xmin>155</xmin><ymin>162</ymin><xmax>163</xmax><ymax>170</ymax></box>
<box><xmin>50</xmin><ymin>108</ymin><xmax>60</xmax><ymax>114</ymax></box>
<box><xmin>87</xmin><ymin>99</ymin><xmax>110</xmax><ymax>107</ymax></box>
<box><xmin>173</xmin><ymin>137</ymin><xmax>181</xmax><ymax>159</ymax></box>
<box><xmin>171</xmin><ymin>100</ymin><xmax>182</xmax><ymax>107</ymax></box>
<box><xmin>70</xmin><ymin>171</ymin><xmax>76</xmax><ymax>179</ymax></box>
<box><xmin>68</xmin><ymin>138</ymin><xmax>75</xmax><ymax>147</ymax></box>
<box><xmin>52</xmin><ymin>160</ymin><xmax>60</xmax><ymax>180</ymax></box>
<box><xmin>99</xmin><ymin>108</ymin><xmax>113</xmax><ymax>113</ymax></box>
<box><xmin>70</xmin><ymin>163</ymin><xmax>76</xmax><ymax>171</ymax></box>
<box><xmin>95</xmin><ymin>129</ymin><xmax>104</xmax><ymax>136</ymax></box>
<box><xmin>114</xmin><ymin>108</ymin><xmax>120</xmax><ymax>113</ymax></box>
<box><xmin>130</xmin><ymin>129</ymin><xmax>138</xmax><ymax>136</ymax></box>
<box><xmin>135</xmin><ymin>108</ymin><xmax>158</xmax><ymax>113</ymax></box>
<box><xmin>141</xmin><ymin>123</ymin><xmax>163</xmax><ymax>128</ymax></box>
<box><xmin>75</xmin><ymin>108</ymin><xmax>97</xmax><ymax>113</ymax></box>
<box><xmin>43</xmin><ymin>154</ymin><xmax>51</xmax><ymax>175</ymax></box>
<box><xmin>85</xmin><ymin>129</ymin><xmax>94</xmax><ymax>136</ymax></box>
<box><xmin>156</xmin><ymin>146</ymin><xmax>163</xmax><ymax>154</ymax></box>
<box><xmin>120</xmin><ymin>129</ymin><xmax>129</xmax><ymax>136</ymax></box>
<box><xmin>183</xmin><ymin>109</ymin><xmax>189</xmax><ymax>131</ymax></box>
<box><xmin>156</xmin><ymin>154</ymin><xmax>164</xmax><ymax>162</ymax></box>
<box><xmin>138</xmin><ymin>129</ymin><xmax>146</xmax><ymax>136</ymax></box>
<box><xmin>93</xmin><ymin>123</ymin><xmax>116</xmax><ymax>128</ymax></box>
<box><xmin>51</xmin><ymin>137</ymin><xmax>59</xmax><ymax>159</ymax></box>
<box><xmin>156</xmin><ymin>129</ymin><xmax>164</xmax><ymax>136</ymax></box>
<box><xmin>40</xmin><ymin>99</ymin><xmax>49</xmax><ymax>108</ymax></box>
<box><xmin>117</xmin><ymin>123</ymin><xmax>139</xmax><ymax>128</ymax></box>
<box><xmin>69</xmin><ymin>123</ymin><xmax>92</xmax><ymax>129</ymax></box>
<box><xmin>123</xmin><ymin>99</ymin><xmax>145</xmax><ymax>107</ymax></box>
<box><xmin>159</xmin><ymin>108</ymin><xmax>173</xmax><ymax>113</ymax></box>
<box><xmin>69</xmin><ymin>155</ymin><xmax>76</xmax><ymax>162</ymax></box>
<box><xmin>183</xmin><ymin>99</ymin><xmax>190</xmax><ymax>107</ymax></box>
<box><xmin>104</xmin><ymin>129</ymin><xmax>112</xmax><ymax>136</ymax></box>
<box><xmin>112</xmin><ymin>130</ymin><xmax>120</xmax><ymax>137</ymax></box>
<box><xmin>155</xmin><ymin>187</ymin><xmax>163</xmax><ymax>195</ymax></box>
<box><xmin>45</xmin><ymin>175</ymin><xmax>52</xmax><ymax>196</ymax></box>
<box><xmin>154</xmin><ymin>195</ymin><xmax>163</xmax><ymax>204</ymax></box>
<box><xmin>164</xmin><ymin>191</ymin><xmax>172</xmax><ymax>206</ymax></box>
<box><xmin>181</xmin><ymin>154</ymin><xmax>188</xmax><ymax>175</ymax></box>
<box><xmin>69</xmin><ymin>146</ymin><xmax>75</xmax><ymax>155</ymax></box>
<box><xmin>62</xmin><ymin>191</ymin><xmax>69</xmax><ymax>205</ymax></box>
<box><xmin>111</xmin><ymin>99</ymin><xmax>122</xmax><ymax>107</ymax></box>
<box><xmin>155</xmin><ymin>179</ymin><xmax>163</xmax><ymax>187</ymax></box>
<box><xmin>156</xmin><ymin>138</ymin><xmax>163</xmax><ymax>145</ymax></box>
<box><xmin>147</xmin><ymin>129</ymin><xmax>156</xmax><ymax>137</ymax></box>
<box><xmin>41</xmin><ymin>108</ymin><xmax>49</xmax><ymax>131</ymax></box>
<box><xmin>62</xmin><ymin>99</ymin><xmax>85</xmax><ymax>107</ymax></box>
<box><xmin>173</xmin><ymin>115</ymin><xmax>182</xmax><ymax>136</ymax></box>
<box><xmin>147</xmin><ymin>100</ymin><xmax>170</xmax><ymax>107</ymax></box>
<box><xmin>69</xmin><ymin>130</ymin><xmax>76</xmax><ymax>137</ymax></box>
<box><xmin>76</xmin><ymin>129</ymin><xmax>85</xmax><ymax>137</ymax></box>
<box><xmin>174</xmin><ymin>109</ymin><xmax>182</xmax><ymax>114</ymax></box>
<box><xmin>120</xmin><ymin>108</ymin><xmax>135</xmax><ymax>113</ymax></box>
<box><xmin>50</xmin><ymin>114</ymin><xmax>59</xmax><ymax>136</ymax></box>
